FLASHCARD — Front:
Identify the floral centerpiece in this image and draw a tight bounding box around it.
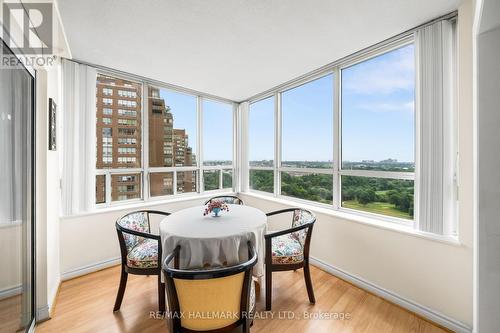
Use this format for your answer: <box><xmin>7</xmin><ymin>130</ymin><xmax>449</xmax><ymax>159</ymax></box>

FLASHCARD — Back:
<box><xmin>203</xmin><ymin>200</ymin><xmax>229</xmax><ymax>217</ymax></box>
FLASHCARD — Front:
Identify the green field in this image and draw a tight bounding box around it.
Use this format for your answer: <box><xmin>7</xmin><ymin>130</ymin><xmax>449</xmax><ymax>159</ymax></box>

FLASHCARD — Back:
<box><xmin>342</xmin><ymin>200</ymin><xmax>412</xmax><ymax>220</ymax></box>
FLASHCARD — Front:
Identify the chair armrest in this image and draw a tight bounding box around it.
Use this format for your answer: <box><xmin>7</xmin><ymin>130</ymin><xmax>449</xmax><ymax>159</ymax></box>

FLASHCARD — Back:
<box><xmin>264</xmin><ymin>222</ymin><xmax>312</xmax><ymax>239</ymax></box>
<box><xmin>265</xmin><ymin>208</ymin><xmax>300</xmax><ymax>217</ymax></box>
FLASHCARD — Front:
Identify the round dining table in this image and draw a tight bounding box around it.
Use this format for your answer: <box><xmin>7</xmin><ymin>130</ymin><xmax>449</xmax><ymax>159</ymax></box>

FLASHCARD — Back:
<box><xmin>159</xmin><ymin>204</ymin><xmax>267</xmax><ymax>277</ymax></box>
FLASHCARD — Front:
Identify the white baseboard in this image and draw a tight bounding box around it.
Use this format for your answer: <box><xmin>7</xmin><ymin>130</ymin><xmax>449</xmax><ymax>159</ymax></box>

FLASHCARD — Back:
<box><xmin>0</xmin><ymin>284</ymin><xmax>21</xmax><ymax>300</ymax></box>
<box><xmin>309</xmin><ymin>256</ymin><xmax>472</xmax><ymax>333</ymax></box>
<box><xmin>37</xmin><ymin>304</ymin><xmax>50</xmax><ymax>321</ymax></box>
<box><xmin>61</xmin><ymin>257</ymin><xmax>121</xmax><ymax>281</ymax></box>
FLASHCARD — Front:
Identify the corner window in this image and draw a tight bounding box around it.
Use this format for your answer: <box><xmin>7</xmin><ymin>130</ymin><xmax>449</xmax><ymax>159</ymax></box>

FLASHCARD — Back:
<box><xmin>202</xmin><ymin>99</ymin><xmax>234</xmax><ymax>191</ymax></box>
<box><xmin>95</xmin><ymin>74</ymin><xmax>236</xmax><ymax>206</ymax></box>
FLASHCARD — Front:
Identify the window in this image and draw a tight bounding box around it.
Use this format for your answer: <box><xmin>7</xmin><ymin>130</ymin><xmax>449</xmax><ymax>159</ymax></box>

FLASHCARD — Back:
<box><xmin>249</xmin><ymin>97</ymin><xmax>274</xmax><ymax>167</ymax></box>
<box><xmin>249</xmin><ymin>170</ymin><xmax>273</xmax><ymax>193</ymax></box>
<box><xmin>95</xmin><ymin>175</ymin><xmax>106</xmax><ymax>204</ymax></box>
<box><xmin>150</xmin><ymin>172</ymin><xmax>174</xmax><ymax>197</ymax></box>
<box><xmin>148</xmin><ymin>87</ymin><xmax>197</xmax><ymax>168</ymax></box>
<box><xmin>341</xmin><ymin>176</ymin><xmax>414</xmax><ymax>220</ymax></box>
<box><xmin>118</xmin><ymin>89</ymin><xmax>137</xmax><ymax>98</ymax></box>
<box><xmin>282</xmin><ymin>74</ymin><xmax>333</xmax><ymax>168</ymax></box>
<box><xmin>222</xmin><ymin>170</ymin><xmax>232</xmax><ymax>189</ymax></box>
<box><xmin>95</xmin><ymin>74</ymin><xmax>235</xmax><ymax>206</ymax></box>
<box><xmin>103</xmin><ymin>88</ymin><xmax>113</xmax><ymax>96</ymax></box>
<box><xmin>118</xmin><ymin>118</ymin><xmax>137</xmax><ymax>125</ymax></box>
<box><xmin>111</xmin><ymin>173</ymin><xmax>141</xmax><ymax>201</ymax></box>
<box><xmin>118</xmin><ymin>109</ymin><xmax>136</xmax><ymax>117</ymax></box>
<box><xmin>202</xmin><ymin>99</ymin><xmax>234</xmax><ymax>191</ymax></box>
<box><xmin>247</xmin><ymin>38</ymin><xmax>431</xmax><ymax>226</ymax></box>
<box><xmin>203</xmin><ymin>170</ymin><xmax>219</xmax><ymax>191</ymax></box>
<box><xmin>96</xmin><ymin>74</ymin><xmax>143</xmax><ymax>203</ymax></box>
<box><xmin>118</xmin><ymin>137</ymin><xmax>136</xmax><ymax>145</ymax></box>
<box><xmin>340</xmin><ymin>44</ymin><xmax>415</xmax><ymax>220</ymax></box>
<box><xmin>248</xmin><ymin>97</ymin><xmax>275</xmax><ymax>193</ymax></box>
<box><xmin>279</xmin><ymin>74</ymin><xmax>334</xmax><ymax>204</ymax></box>
<box><xmin>177</xmin><ymin>171</ymin><xmax>198</xmax><ymax>194</ymax></box>
<box><xmin>118</xmin><ymin>99</ymin><xmax>137</xmax><ymax>108</ymax></box>
<box><xmin>203</xmin><ymin>99</ymin><xmax>233</xmax><ymax>166</ymax></box>
<box><xmin>118</xmin><ymin>147</ymin><xmax>136</xmax><ymax>154</ymax></box>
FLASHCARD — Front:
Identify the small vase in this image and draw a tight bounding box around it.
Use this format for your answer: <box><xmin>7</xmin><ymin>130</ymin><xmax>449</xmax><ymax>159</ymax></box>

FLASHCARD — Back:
<box><xmin>212</xmin><ymin>207</ymin><xmax>221</xmax><ymax>217</ymax></box>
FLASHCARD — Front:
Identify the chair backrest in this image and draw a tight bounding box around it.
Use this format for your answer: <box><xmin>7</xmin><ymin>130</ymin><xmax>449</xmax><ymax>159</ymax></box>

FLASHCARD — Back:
<box><xmin>115</xmin><ymin>210</ymin><xmax>170</xmax><ymax>257</ymax></box>
<box><xmin>163</xmin><ymin>242</ymin><xmax>256</xmax><ymax>331</ymax></box>
<box><xmin>204</xmin><ymin>195</ymin><xmax>244</xmax><ymax>206</ymax></box>
<box><xmin>116</xmin><ymin>211</ymin><xmax>150</xmax><ymax>252</ymax></box>
<box><xmin>291</xmin><ymin>209</ymin><xmax>316</xmax><ymax>247</ymax></box>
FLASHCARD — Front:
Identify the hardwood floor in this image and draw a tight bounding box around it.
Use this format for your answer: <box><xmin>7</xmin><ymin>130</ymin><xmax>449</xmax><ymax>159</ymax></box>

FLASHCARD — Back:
<box><xmin>37</xmin><ymin>265</ymin><xmax>450</xmax><ymax>333</ymax></box>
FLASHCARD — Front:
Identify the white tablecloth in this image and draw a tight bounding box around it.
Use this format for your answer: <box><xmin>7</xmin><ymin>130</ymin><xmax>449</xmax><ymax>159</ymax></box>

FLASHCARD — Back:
<box><xmin>159</xmin><ymin>205</ymin><xmax>267</xmax><ymax>277</ymax></box>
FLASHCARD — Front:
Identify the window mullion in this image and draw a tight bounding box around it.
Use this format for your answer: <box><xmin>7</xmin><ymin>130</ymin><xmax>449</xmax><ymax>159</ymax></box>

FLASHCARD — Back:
<box><xmin>142</xmin><ymin>83</ymin><xmax>149</xmax><ymax>201</ymax></box>
<box><xmin>333</xmin><ymin>67</ymin><xmax>341</xmax><ymax>210</ymax></box>
<box><xmin>274</xmin><ymin>92</ymin><xmax>281</xmax><ymax>197</ymax></box>
<box><xmin>198</xmin><ymin>96</ymin><xmax>204</xmax><ymax>193</ymax></box>
<box><xmin>105</xmin><ymin>170</ymin><xmax>112</xmax><ymax>206</ymax></box>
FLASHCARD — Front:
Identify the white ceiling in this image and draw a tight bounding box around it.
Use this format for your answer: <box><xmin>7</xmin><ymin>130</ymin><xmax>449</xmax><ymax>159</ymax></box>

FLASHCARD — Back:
<box><xmin>57</xmin><ymin>0</ymin><xmax>459</xmax><ymax>101</ymax></box>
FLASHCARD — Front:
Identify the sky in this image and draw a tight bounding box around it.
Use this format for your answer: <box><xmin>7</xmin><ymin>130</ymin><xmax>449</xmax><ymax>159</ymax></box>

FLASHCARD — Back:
<box><xmin>342</xmin><ymin>44</ymin><xmax>415</xmax><ymax>163</ymax></box>
<box><xmin>159</xmin><ymin>90</ymin><xmax>233</xmax><ymax>162</ymax></box>
<box><xmin>248</xmin><ymin>44</ymin><xmax>415</xmax><ymax>164</ymax></box>
<box><xmin>202</xmin><ymin>99</ymin><xmax>233</xmax><ymax>162</ymax></box>
<box><xmin>160</xmin><ymin>88</ymin><xmax>197</xmax><ymax>153</ymax></box>
<box><xmin>161</xmin><ymin>44</ymin><xmax>415</xmax><ymax>164</ymax></box>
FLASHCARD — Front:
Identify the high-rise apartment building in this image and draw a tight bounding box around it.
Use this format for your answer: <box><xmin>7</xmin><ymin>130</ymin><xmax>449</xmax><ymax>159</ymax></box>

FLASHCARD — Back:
<box><xmin>95</xmin><ymin>78</ymin><xmax>197</xmax><ymax>203</ymax></box>
<box><xmin>148</xmin><ymin>86</ymin><xmax>196</xmax><ymax>196</ymax></box>
<box><xmin>96</xmin><ymin>75</ymin><xmax>142</xmax><ymax>202</ymax></box>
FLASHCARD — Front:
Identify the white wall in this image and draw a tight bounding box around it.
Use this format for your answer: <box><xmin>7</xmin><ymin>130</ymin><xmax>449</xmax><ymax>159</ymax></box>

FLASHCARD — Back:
<box><xmin>475</xmin><ymin>0</ymin><xmax>500</xmax><ymax>331</ymax></box>
<box><xmin>35</xmin><ymin>63</ymin><xmax>63</xmax><ymax>319</ymax></box>
<box><xmin>45</xmin><ymin>61</ymin><xmax>62</xmax><ymax>313</ymax></box>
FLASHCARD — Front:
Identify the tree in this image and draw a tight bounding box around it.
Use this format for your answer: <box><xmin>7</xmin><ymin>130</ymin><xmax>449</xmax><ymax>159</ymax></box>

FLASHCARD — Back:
<box><xmin>357</xmin><ymin>188</ymin><xmax>376</xmax><ymax>205</ymax></box>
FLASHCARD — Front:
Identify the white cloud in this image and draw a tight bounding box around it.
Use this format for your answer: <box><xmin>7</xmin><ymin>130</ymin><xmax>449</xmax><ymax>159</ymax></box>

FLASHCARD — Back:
<box><xmin>358</xmin><ymin>100</ymin><xmax>414</xmax><ymax>113</ymax></box>
<box><xmin>342</xmin><ymin>46</ymin><xmax>415</xmax><ymax>95</ymax></box>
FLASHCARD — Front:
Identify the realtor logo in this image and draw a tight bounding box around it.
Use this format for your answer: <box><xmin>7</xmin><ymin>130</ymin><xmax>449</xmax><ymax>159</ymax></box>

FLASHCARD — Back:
<box><xmin>2</xmin><ymin>1</ymin><xmax>53</xmax><ymax>54</ymax></box>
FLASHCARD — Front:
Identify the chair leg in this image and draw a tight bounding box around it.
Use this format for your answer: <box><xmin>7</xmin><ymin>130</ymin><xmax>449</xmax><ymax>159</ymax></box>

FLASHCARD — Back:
<box><xmin>113</xmin><ymin>267</ymin><xmax>128</xmax><ymax>311</ymax></box>
<box><xmin>265</xmin><ymin>267</ymin><xmax>272</xmax><ymax>311</ymax></box>
<box><xmin>242</xmin><ymin>319</ymin><xmax>250</xmax><ymax>333</ymax></box>
<box><xmin>158</xmin><ymin>275</ymin><xmax>166</xmax><ymax>313</ymax></box>
<box><xmin>303</xmin><ymin>261</ymin><xmax>315</xmax><ymax>304</ymax></box>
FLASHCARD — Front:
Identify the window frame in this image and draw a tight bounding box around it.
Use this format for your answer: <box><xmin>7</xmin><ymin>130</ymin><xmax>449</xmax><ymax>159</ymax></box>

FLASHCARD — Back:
<box><xmin>246</xmin><ymin>36</ymin><xmax>418</xmax><ymax>227</ymax></box>
<box><xmin>247</xmin><ymin>94</ymin><xmax>276</xmax><ymax>195</ymax></box>
<box><xmin>200</xmin><ymin>97</ymin><xmax>236</xmax><ymax>193</ymax></box>
<box><xmin>95</xmin><ymin>71</ymin><xmax>237</xmax><ymax>208</ymax></box>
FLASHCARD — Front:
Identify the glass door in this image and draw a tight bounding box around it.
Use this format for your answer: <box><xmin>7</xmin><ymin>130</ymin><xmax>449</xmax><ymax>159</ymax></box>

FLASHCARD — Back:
<box><xmin>0</xmin><ymin>40</ymin><xmax>36</xmax><ymax>332</ymax></box>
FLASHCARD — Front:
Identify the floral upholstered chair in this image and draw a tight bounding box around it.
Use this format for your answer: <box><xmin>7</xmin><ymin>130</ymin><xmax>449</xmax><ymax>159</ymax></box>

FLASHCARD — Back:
<box><xmin>162</xmin><ymin>241</ymin><xmax>257</xmax><ymax>333</ymax></box>
<box><xmin>114</xmin><ymin>210</ymin><xmax>171</xmax><ymax>312</ymax></box>
<box><xmin>204</xmin><ymin>195</ymin><xmax>244</xmax><ymax>205</ymax></box>
<box><xmin>264</xmin><ymin>208</ymin><xmax>316</xmax><ymax>310</ymax></box>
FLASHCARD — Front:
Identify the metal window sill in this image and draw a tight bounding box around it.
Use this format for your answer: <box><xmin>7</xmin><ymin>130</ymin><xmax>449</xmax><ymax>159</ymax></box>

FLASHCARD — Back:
<box><xmin>239</xmin><ymin>191</ymin><xmax>462</xmax><ymax>247</ymax></box>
